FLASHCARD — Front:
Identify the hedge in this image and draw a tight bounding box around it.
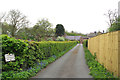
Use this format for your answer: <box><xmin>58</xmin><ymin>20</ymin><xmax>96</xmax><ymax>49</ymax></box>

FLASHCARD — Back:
<box><xmin>1</xmin><ymin>35</ymin><xmax>77</xmax><ymax>79</ymax></box>
<box><xmin>83</xmin><ymin>39</ymin><xmax>88</xmax><ymax>48</ymax></box>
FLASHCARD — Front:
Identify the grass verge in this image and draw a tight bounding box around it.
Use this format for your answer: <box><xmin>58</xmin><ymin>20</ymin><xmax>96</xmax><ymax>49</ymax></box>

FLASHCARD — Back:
<box><xmin>83</xmin><ymin>45</ymin><xmax>118</xmax><ymax>79</ymax></box>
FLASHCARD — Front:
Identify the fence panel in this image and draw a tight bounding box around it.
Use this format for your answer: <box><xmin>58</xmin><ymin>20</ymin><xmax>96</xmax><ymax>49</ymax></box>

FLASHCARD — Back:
<box><xmin>88</xmin><ymin>31</ymin><xmax>120</xmax><ymax>77</ymax></box>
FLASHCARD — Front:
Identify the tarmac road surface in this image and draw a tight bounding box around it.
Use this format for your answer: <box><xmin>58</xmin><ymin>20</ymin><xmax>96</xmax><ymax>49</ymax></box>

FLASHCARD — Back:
<box><xmin>31</xmin><ymin>44</ymin><xmax>92</xmax><ymax>78</ymax></box>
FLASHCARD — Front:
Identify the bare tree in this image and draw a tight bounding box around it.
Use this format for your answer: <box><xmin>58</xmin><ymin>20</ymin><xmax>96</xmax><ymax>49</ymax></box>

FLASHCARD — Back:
<box><xmin>104</xmin><ymin>9</ymin><xmax>118</xmax><ymax>27</ymax></box>
<box><xmin>0</xmin><ymin>13</ymin><xmax>6</xmax><ymax>35</ymax></box>
<box><xmin>0</xmin><ymin>13</ymin><xmax>6</xmax><ymax>22</ymax></box>
<box><xmin>6</xmin><ymin>9</ymin><xmax>29</xmax><ymax>37</ymax></box>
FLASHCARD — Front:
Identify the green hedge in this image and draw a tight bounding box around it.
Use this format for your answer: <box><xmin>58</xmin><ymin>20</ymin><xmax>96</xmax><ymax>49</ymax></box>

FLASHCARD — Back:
<box><xmin>83</xmin><ymin>39</ymin><xmax>88</xmax><ymax>48</ymax></box>
<box><xmin>1</xmin><ymin>35</ymin><xmax>77</xmax><ymax>79</ymax></box>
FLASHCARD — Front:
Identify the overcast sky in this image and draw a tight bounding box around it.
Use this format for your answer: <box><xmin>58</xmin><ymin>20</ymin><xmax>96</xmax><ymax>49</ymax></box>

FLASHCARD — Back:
<box><xmin>0</xmin><ymin>0</ymin><xmax>120</xmax><ymax>34</ymax></box>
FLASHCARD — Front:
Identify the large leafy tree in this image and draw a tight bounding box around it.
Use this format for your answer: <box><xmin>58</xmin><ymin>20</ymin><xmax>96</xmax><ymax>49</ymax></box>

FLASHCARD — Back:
<box><xmin>55</xmin><ymin>24</ymin><xmax>65</xmax><ymax>37</ymax></box>
<box><xmin>16</xmin><ymin>18</ymin><xmax>54</xmax><ymax>41</ymax></box>
<box><xmin>32</xmin><ymin>18</ymin><xmax>53</xmax><ymax>41</ymax></box>
<box><xmin>16</xmin><ymin>27</ymin><xmax>34</xmax><ymax>40</ymax></box>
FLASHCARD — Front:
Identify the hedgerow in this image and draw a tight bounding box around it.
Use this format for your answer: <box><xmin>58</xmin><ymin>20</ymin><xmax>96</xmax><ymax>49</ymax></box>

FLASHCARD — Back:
<box><xmin>1</xmin><ymin>35</ymin><xmax>77</xmax><ymax>79</ymax></box>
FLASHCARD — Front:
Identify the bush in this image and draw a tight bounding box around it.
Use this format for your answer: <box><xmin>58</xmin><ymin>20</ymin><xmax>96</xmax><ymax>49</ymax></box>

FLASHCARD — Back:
<box><xmin>1</xmin><ymin>35</ymin><xmax>77</xmax><ymax>79</ymax></box>
<box><xmin>83</xmin><ymin>40</ymin><xmax>88</xmax><ymax>48</ymax></box>
<box><xmin>47</xmin><ymin>37</ymin><xmax>53</xmax><ymax>41</ymax></box>
<box><xmin>2</xmin><ymin>35</ymin><xmax>29</xmax><ymax>71</ymax></box>
<box><xmin>108</xmin><ymin>18</ymin><xmax>120</xmax><ymax>32</ymax></box>
<box><xmin>108</xmin><ymin>24</ymin><xmax>120</xmax><ymax>32</ymax></box>
<box><xmin>56</xmin><ymin>36</ymin><xmax>65</xmax><ymax>41</ymax></box>
<box><xmin>65</xmin><ymin>38</ymin><xmax>69</xmax><ymax>41</ymax></box>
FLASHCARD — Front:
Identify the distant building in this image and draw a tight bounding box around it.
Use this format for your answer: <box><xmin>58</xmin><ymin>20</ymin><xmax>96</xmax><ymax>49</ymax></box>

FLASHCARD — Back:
<box><xmin>65</xmin><ymin>36</ymin><xmax>82</xmax><ymax>41</ymax></box>
<box><xmin>82</xmin><ymin>36</ymin><xmax>89</xmax><ymax>40</ymax></box>
<box><xmin>65</xmin><ymin>36</ymin><xmax>85</xmax><ymax>43</ymax></box>
<box><xmin>87</xmin><ymin>33</ymin><xmax>97</xmax><ymax>38</ymax></box>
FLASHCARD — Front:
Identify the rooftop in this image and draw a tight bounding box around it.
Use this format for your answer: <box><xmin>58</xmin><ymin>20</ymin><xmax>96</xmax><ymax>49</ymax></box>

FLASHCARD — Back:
<box><xmin>65</xmin><ymin>36</ymin><xmax>81</xmax><ymax>40</ymax></box>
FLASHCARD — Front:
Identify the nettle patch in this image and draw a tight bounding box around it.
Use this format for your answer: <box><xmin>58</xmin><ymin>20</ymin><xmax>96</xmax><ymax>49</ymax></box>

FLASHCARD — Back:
<box><xmin>1</xmin><ymin>35</ymin><xmax>77</xmax><ymax>79</ymax></box>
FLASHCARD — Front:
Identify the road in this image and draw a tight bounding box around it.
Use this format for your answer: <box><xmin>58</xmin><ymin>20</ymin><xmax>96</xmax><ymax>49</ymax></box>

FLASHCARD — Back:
<box><xmin>31</xmin><ymin>44</ymin><xmax>92</xmax><ymax>78</ymax></box>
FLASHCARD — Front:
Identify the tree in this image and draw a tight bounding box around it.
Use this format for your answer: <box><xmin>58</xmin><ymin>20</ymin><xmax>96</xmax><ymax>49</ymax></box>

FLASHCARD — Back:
<box><xmin>5</xmin><ymin>9</ymin><xmax>29</xmax><ymax>37</ymax></box>
<box><xmin>32</xmin><ymin>18</ymin><xmax>53</xmax><ymax>41</ymax></box>
<box><xmin>104</xmin><ymin>9</ymin><xmax>118</xmax><ymax>27</ymax></box>
<box><xmin>65</xmin><ymin>31</ymin><xmax>86</xmax><ymax>36</ymax></box>
<box><xmin>0</xmin><ymin>12</ymin><xmax>6</xmax><ymax>22</ymax></box>
<box><xmin>55</xmin><ymin>24</ymin><xmax>65</xmax><ymax>37</ymax></box>
<box><xmin>1</xmin><ymin>22</ymin><xmax>12</xmax><ymax>34</ymax></box>
<box><xmin>16</xmin><ymin>27</ymin><xmax>34</xmax><ymax>40</ymax></box>
<box><xmin>105</xmin><ymin>9</ymin><xmax>120</xmax><ymax>32</ymax></box>
<box><xmin>71</xmin><ymin>31</ymin><xmax>74</xmax><ymax>33</ymax></box>
<box><xmin>108</xmin><ymin>17</ymin><xmax>120</xmax><ymax>32</ymax></box>
<box><xmin>16</xmin><ymin>18</ymin><xmax>54</xmax><ymax>41</ymax></box>
<box><xmin>0</xmin><ymin>13</ymin><xmax>6</xmax><ymax>35</ymax></box>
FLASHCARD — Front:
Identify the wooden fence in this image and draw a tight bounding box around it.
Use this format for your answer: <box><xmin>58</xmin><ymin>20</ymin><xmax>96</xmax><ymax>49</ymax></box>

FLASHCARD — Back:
<box><xmin>88</xmin><ymin>30</ymin><xmax>120</xmax><ymax>77</ymax></box>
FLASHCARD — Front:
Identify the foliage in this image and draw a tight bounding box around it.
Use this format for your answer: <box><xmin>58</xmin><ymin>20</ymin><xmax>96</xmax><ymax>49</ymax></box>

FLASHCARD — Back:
<box><xmin>1</xmin><ymin>35</ymin><xmax>77</xmax><ymax>79</ymax></box>
<box><xmin>16</xmin><ymin>27</ymin><xmax>35</xmax><ymax>40</ymax></box>
<box><xmin>5</xmin><ymin>9</ymin><xmax>29</xmax><ymax>37</ymax></box>
<box><xmin>33</xmin><ymin>18</ymin><xmax>53</xmax><ymax>38</ymax></box>
<box><xmin>16</xmin><ymin>18</ymin><xmax>54</xmax><ymax>41</ymax></box>
<box><xmin>64</xmin><ymin>38</ymin><xmax>69</xmax><ymax>41</ymax></box>
<box><xmin>2</xmin><ymin>35</ymin><xmax>29</xmax><ymax>71</ymax></box>
<box><xmin>83</xmin><ymin>40</ymin><xmax>88</xmax><ymax>48</ymax></box>
<box><xmin>2</xmin><ymin>44</ymin><xmax>76</xmax><ymax>79</ymax></box>
<box><xmin>47</xmin><ymin>37</ymin><xmax>53</xmax><ymax>41</ymax></box>
<box><xmin>55</xmin><ymin>24</ymin><xmax>65</xmax><ymax>37</ymax></box>
<box><xmin>1</xmin><ymin>22</ymin><xmax>12</xmax><ymax>35</ymax></box>
<box><xmin>83</xmin><ymin>41</ymin><xmax>117</xmax><ymax>79</ymax></box>
<box><xmin>105</xmin><ymin>9</ymin><xmax>120</xmax><ymax>32</ymax></box>
<box><xmin>104</xmin><ymin>9</ymin><xmax>118</xmax><ymax>28</ymax></box>
<box><xmin>66</xmin><ymin>31</ymin><xmax>86</xmax><ymax>36</ymax></box>
<box><xmin>108</xmin><ymin>17</ymin><xmax>120</xmax><ymax>32</ymax></box>
<box><xmin>56</xmin><ymin>36</ymin><xmax>65</xmax><ymax>41</ymax></box>
<box><xmin>1</xmin><ymin>13</ymin><xmax>54</xmax><ymax>41</ymax></box>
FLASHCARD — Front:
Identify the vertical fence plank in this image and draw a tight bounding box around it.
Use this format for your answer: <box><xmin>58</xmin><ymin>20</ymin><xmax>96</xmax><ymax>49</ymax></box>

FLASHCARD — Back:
<box><xmin>88</xmin><ymin>31</ymin><xmax>120</xmax><ymax>77</ymax></box>
<box><xmin>118</xmin><ymin>31</ymin><xmax>120</xmax><ymax>76</ymax></box>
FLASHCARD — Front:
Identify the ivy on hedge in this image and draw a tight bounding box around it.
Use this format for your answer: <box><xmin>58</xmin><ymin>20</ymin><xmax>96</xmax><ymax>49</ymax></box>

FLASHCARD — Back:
<box><xmin>1</xmin><ymin>35</ymin><xmax>77</xmax><ymax>79</ymax></box>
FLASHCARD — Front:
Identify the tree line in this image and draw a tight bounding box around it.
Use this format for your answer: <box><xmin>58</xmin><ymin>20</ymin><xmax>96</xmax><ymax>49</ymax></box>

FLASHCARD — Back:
<box><xmin>0</xmin><ymin>9</ymin><xmax>65</xmax><ymax>41</ymax></box>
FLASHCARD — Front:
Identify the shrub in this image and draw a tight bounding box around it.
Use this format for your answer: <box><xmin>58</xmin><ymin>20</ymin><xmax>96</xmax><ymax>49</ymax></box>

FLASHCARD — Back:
<box><xmin>2</xmin><ymin>35</ymin><xmax>29</xmax><ymax>71</ymax></box>
<box><xmin>47</xmin><ymin>37</ymin><xmax>53</xmax><ymax>41</ymax></box>
<box><xmin>56</xmin><ymin>36</ymin><xmax>65</xmax><ymax>41</ymax></box>
<box><xmin>108</xmin><ymin>18</ymin><xmax>120</xmax><ymax>32</ymax></box>
<box><xmin>83</xmin><ymin>40</ymin><xmax>88</xmax><ymax>48</ymax></box>
<box><xmin>1</xmin><ymin>35</ymin><xmax>77</xmax><ymax>79</ymax></box>
<box><xmin>65</xmin><ymin>38</ymin><xmax>69</xmax><ymax>41</ymax></box>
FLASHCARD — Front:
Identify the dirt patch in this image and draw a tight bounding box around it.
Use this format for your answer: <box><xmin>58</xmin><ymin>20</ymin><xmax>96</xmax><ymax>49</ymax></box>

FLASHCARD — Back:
<box><xmin>72</xmin><ymin>46</ymin><xmax>79</xmax><ymax>54</ymax></box>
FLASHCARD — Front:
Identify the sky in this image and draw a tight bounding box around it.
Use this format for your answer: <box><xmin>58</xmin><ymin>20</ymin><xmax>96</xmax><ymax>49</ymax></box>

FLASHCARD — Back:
<box><xmin>0</xmin><ymin>0</ymin><xmax>120</xmax><ymax>34</ymax></box>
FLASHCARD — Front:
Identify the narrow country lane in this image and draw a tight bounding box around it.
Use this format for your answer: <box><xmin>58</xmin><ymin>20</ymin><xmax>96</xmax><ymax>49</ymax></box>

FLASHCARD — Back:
<box><xmin>31</xmin><ymin>44</ymin><xmax>93</xmax><ymax>78</ymax></box>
